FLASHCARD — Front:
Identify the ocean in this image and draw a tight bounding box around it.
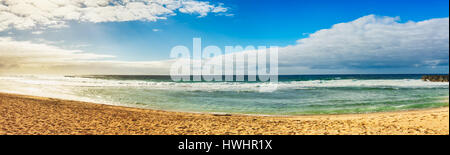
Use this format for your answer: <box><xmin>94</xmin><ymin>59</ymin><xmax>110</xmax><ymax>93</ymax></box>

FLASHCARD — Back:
<box><xmin>0</xmin><ymin>74</ymin><xmax>448</xmax><ymax>115</ymax></box>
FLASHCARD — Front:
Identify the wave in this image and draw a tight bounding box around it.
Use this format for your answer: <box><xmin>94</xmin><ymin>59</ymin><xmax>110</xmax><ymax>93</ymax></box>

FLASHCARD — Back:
<box><xmin>0</xmin><ymin>75</ymin><xmax>448</xmax><ymax>90</ymax></box>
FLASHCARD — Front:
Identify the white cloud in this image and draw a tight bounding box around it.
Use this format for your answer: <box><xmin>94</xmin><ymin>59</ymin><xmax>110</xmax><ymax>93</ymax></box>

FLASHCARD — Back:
<box><xmin>0</xmin><ymin>0</ymin><xmax>228</xmax><ymax>32</ymax></box>
<box><xmin>33</xmin><ymin>38</ymin><xmax>64</xmax><ymax>45</ymax></box>
<box><xmin>277</xmin><ymin>15</ymin><xmax>449</xmax><ymax>73</ymax></box>
<box><xmin>0</xmin><ymin>37</ymin><xmax>173</xmax><ymax>75</ymax></box>
<box><xmin>196</xmin><ymin>15</ymin><xmax>449</xmax><ymax>74</ymax></box>
<box><xmin>178</xmin><ymin>1</ymin><xmax>228</xmax><ymax>17</ymax></box>
<box><xmin>0</xmin><ymin>37</ymin><xmax>113</xmax><ymax>62</ymax></box>
<box><xmin>31</xmin><ymin>31</ymin><xmax>44</xmax><ymax>35</ymax></box>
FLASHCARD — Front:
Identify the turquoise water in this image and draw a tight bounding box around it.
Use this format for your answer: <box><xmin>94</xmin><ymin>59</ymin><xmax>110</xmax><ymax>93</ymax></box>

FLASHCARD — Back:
<box><xmin>0</xmin><ymin>74</ymin><xmax>448</xmax><ymax>115</ymax></box>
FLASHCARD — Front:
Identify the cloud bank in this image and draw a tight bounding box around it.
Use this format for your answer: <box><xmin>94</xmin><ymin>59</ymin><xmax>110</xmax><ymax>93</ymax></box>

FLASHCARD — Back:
<box><xmin>0</xmin><ymin>15</ymin><xmax>448</xmax><ymax>75</ymax></box>
<box><xmin>279</xmin><ymin>15</ymin><xmax>449</xmax><ymax>72</ymax></box>
<box><xmin>0</xmin><ymin>37</ymin><xmax>175</xmax><ymax>75</ymax></box>
<box><xmin>193</xmin><ymin>15</ymin><xmax>449</xmax><ymax>74</ymax></box>
<box><xmin>0</xmin><ymin>0</ymin><xmax>228</xmax><ymax>32</ymax></box>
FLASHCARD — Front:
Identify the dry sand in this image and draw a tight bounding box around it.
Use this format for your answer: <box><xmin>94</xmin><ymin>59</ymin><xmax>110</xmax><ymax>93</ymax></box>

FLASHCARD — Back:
<box><xmin>0</xmin><ymin>92</ymin><xmax>448</xmax><ymax>135</ymax></box>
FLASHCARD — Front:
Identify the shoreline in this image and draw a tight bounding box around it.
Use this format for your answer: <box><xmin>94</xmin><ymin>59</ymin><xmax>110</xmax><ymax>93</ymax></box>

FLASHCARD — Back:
<box><xmin>1</xmin><ymin>92</ymin><xmax>449</xmax><ymax>135</ymax></box>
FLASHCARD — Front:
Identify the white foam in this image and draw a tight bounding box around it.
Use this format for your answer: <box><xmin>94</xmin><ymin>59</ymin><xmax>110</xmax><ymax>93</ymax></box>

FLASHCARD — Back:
<box><xmin>0</xmin><ymin>75</ymin><xmax>448</xmax><ymax>92</ymax></box>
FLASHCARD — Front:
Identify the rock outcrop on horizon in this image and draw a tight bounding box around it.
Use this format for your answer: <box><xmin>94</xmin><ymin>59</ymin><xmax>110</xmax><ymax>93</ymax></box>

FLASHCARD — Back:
<box><xmin>421</xmin><ymin>75</ymin><xmax>449</xmax><ymax>82</ymax></box>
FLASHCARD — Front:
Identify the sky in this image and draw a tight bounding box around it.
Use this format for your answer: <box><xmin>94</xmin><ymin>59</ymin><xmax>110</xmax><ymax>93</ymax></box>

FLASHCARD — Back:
<box><xmin>0</xmin><ymin>0</ymin><xmax>449</xmax><ymax>75</ymax></box>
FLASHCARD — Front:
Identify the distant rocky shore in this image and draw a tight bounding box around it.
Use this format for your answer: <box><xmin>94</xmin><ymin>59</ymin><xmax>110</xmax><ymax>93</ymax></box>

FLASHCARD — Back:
<box><xmin>421</xmin><ymin>75</ymin><xmax>449</xmax><ymax>82</ymax></box>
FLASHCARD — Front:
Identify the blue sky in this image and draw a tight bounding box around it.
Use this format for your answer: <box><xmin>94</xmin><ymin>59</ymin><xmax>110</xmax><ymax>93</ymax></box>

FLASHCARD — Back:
<box><xmin>0</xmin><ymin>0</ymin><xmax>449</xmax><ymax>74</ymax></box>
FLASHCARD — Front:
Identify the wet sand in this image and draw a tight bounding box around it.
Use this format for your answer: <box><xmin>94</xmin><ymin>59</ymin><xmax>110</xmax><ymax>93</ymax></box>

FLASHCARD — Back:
<box><xmin>0</xmin><ymin>93</ymin><xmax>448</xmax><ymax>135</ymax></box>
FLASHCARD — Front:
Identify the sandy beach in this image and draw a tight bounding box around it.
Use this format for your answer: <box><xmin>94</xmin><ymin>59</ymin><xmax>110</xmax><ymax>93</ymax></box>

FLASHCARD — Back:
<box><xmin>0</xmin><ymin>92</ymin><xmax>448</xmax><ymax>135</ymax></box>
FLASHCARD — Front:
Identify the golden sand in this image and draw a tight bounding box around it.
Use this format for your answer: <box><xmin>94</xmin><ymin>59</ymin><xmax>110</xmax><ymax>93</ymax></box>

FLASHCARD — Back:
<box><xmin>0</xmin><ymin>93</ymin><xmax>448</xmax><ymax>135</ymax></box>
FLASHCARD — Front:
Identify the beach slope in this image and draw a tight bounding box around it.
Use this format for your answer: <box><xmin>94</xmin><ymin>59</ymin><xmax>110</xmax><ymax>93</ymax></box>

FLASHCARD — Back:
<box><xmin>0</xmin><ymin>93</ymin><xmax>448</xmax><ymax>135</ymax></box>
